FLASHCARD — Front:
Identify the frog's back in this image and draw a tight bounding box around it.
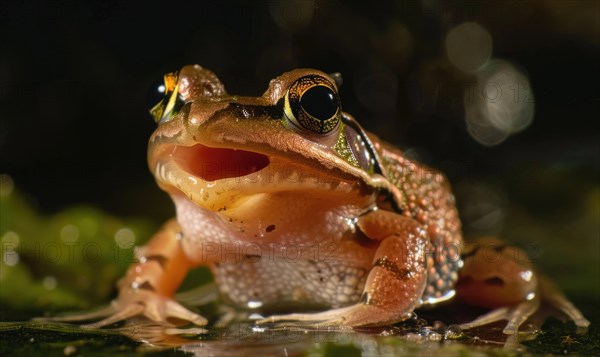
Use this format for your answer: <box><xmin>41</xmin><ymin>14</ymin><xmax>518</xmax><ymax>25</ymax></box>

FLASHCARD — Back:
<box><xmin>375</xmin><ymin>140</ymin><xmax>463</xmax><ymax>304</ymax></box>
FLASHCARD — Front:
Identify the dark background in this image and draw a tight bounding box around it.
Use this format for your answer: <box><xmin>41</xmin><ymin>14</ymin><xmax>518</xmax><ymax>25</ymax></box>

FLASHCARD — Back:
<box><xmin>1</xmin><ymin>0</ymin><xmax>598</xmax><ymax>223</ymax></box>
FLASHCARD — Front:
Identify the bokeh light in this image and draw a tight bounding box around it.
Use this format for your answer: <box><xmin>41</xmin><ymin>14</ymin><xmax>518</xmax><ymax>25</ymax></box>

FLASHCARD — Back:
<box><xmin>269</xmin><ymin>0</ymin><xmax>315</xmax><ymax>31</ymax></box>
<box><xmin>465</xmin><ymin>60</ymin><xmax>535</xmax><ymax>146</ymax></box>
<box><xmin>42</xmin><ymin>276</ymin><xmax>57</xmax><ymax>290</ymax></box>
<box><xmin>114</xmin><ymin>227</ymin><xmax>135</xmax><ymax>249</ymax></box>
<box><xmin>60</xmin><ymin>224</ymin><xmax>80</xmax><ymax>243</ymax></box>
<box><xmin>0</xmin><ymin>174</ymin><xmax>14</xmax><ymax>197</ymax></box>
<box><xmin>446</xmin><ymin>22</ymin><xmax>492</xmax><ymax>73</ymax></box>
<box><xmin>1</xmin><ymin>231</ymin><xmax>20</xmax><ymax>266</ymax></box>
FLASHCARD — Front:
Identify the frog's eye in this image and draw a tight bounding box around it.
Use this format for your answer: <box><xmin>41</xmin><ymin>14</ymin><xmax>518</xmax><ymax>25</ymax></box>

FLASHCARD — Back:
<box><xmin>336</xmin><ymin>114</ymin><xmax>384</xmax><ymax>174</ymax></box>
<box><xmin>147</xmin><ymin>71</ymin><xmax>184</xmax><ymax>124</ymax></box>
<box><xmin>284</xmin><ymin>75</ymin><xmax>341</xmax><ymax>135</ymax></box>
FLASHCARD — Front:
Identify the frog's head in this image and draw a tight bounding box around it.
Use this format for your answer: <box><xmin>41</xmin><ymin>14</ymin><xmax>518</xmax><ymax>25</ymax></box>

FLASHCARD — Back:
<box><xmin>146</xmin><ymin>65</ymin><xmax>395</xmax><ymax>216</ymax></box>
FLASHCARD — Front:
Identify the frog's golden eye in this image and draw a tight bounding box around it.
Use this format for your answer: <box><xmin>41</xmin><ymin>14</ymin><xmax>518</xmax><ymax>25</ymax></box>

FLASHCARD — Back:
<box><xmin>284</xmin><ymin>75</ymin><xmax>341</xmax><ymax>134</ymax></box>
<box><xmin>147</xmin><ymin>71</ymin><xmax>184</xmax><ymax>124</ymax></box>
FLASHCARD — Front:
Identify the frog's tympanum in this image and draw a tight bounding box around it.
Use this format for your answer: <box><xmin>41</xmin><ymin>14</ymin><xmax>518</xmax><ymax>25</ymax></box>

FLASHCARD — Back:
<box><xmin>63</xmin><ymin>65</ymin><xmax>589</xmax><ymax>335</ymax></box>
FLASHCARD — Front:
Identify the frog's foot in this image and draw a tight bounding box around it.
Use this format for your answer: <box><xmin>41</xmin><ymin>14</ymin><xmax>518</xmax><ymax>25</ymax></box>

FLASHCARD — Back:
<box><xmin>459</xmin><ymin>296</ymin><xmax>541</xmax><ymax>334</ymax></box>
<box><xmin>83</xmin><ymin>289</ymin><xmax>208</xmax><ymax>328</ymax></box>
<box><xmin>43</xmin><ymin>289</ymin><xmax>207</xmax><ymax>328</ymax></box>
<box><xmin>76</xmin><ymin>219</ymin><xmax>206</xmax><ymax>328</ymax></box>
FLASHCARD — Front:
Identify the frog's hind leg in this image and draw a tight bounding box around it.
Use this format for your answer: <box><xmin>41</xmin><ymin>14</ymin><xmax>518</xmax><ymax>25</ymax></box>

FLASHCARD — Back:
<box><xmin>257</xmin><ymin>213</ymin><xmax>428</xmax><ymax>327</ymax></box>
<box><xmin>459</xmin><ymin>279</ymin><xmax>590</xmax><ymax>335</ymax></box>
<box><xmin>457</xmin><ymin>238</ymin><xmax>590</xmax><ymax>335</ymax></box>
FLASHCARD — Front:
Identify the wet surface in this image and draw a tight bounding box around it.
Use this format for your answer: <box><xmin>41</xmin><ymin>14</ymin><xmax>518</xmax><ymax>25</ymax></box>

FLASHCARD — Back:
<box><xmin>2</xmin><ymin>300</ymin><xmax>598</xmax><ymax>356</ymax></box>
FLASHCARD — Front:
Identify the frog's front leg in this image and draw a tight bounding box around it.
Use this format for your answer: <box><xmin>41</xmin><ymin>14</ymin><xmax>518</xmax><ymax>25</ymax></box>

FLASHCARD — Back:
<box><xmin>53</xmin><ymin>219</ymin><xmax>207</xmax><ymax>328</ymax></box>
<box><xmin>257</xmin><ymin>210</ymin><xmax>427</xmax><ymax>327</ymax></box>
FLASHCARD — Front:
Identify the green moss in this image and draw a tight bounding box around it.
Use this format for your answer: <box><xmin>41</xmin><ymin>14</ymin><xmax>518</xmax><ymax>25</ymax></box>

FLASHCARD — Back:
<box><xmin>1</xmin><ymin>185</ymin><xmax>156</xmax><ymax>312</ymax></box>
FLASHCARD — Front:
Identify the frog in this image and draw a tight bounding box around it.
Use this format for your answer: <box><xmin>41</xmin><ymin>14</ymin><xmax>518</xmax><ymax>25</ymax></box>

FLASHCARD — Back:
<box><xmin>57</xmin><ymin>65</ymin><xmax>589</xmax><ymax>335</ymax></box>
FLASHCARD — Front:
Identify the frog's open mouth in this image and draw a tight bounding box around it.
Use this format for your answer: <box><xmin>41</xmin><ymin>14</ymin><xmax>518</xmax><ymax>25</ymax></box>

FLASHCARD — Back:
<box><xmin>172</xmin><ymin>144</ymin><xmax>270</xmax><ymax>181</ymax></box>
<box><xmin>153</xmin><ymin>140</ymin><xmax>366</xmax><ymax>210</ymax></box>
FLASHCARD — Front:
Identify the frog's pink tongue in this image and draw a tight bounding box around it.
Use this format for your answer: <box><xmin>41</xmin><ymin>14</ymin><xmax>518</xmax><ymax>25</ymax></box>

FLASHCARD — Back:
<box><xmin>174</xmin><ymin>144</ymin><xmax>270</xmax><ymax>181</ymax></box>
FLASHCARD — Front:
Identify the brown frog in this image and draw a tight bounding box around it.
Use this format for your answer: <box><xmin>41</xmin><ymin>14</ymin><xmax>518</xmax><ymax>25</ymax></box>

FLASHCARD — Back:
<box><xmin>57</xmin><ymin>65</ymin><xmax>589</xmax><ymax>335</ymax></box>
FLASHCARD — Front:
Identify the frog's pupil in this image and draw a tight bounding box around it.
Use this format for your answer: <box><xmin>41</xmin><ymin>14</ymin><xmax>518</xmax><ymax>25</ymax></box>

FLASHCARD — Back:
<box><xmin>300</xmin><ymin>85</ymin><xmax>338</xmax><ymax>121</ymax></box>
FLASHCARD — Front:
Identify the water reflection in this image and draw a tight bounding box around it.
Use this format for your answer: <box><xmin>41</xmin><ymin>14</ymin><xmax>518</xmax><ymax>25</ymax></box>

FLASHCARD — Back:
<box><xmin>119</xmin><ymin>320</ymin><xmax>455</xmax><ymax>356</ymax></box>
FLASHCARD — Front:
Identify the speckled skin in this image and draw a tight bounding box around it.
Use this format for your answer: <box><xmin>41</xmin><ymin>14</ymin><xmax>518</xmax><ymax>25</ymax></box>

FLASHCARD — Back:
<box><xmin>376</xmin><ymin>147</ymin><xmax>462</xmax><ymax>305</ymax></box>
<box><xmin>78</xmin><ymin>65</ymin><xmax>587</xmax><ymax>332</ymax></box>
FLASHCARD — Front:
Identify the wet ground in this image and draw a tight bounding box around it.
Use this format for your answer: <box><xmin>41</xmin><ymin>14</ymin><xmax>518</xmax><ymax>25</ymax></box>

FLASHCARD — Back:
<box><xmin>1</xmin><ymin>311</ymin><xmax>599</xmax><ymax>356</ymax></box>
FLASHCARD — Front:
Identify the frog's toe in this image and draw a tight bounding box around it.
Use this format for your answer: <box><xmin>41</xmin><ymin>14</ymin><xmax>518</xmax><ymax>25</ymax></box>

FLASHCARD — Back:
<box><xmin>83</xmin><ymin>301</ymin><xmax>207</xmax><ymax>328</ymax></box>
<box><xmin>459</xmin><ymin>297</ymin><xmax>540</xmax><ymax>334</ymax></box>
<box><xmin>82</xmin><ymin>303</ymin><xmax>145</xmax><ymax>328</ymax></box>
<box><xmin>35</xmin><ymin>305</ymin><xmax>117</xmax><ymax>324</ymax></box>
<box><xmin>538</xmin><ymin>276</ymin><xmax>590</xmax><ymax>332</ymax></box>
<box><xmin>501</xmin><ymin>297</ymin><xmax>541</xmax><ymax>334</ymax></box>
<box><xmin>460</xmin><ymin>276</ymin><xmax>591</xmax><ymax>336</ymax></box>
<box><xmin>256</xmin><ymin>304</ymin><xmax>401</xmax><ymax>328</ymax></box>
<box><xmin>67</xmin><ymin>289</ymin><xmax>207</xmax><ymax>328</ymax></box>
<box><xmin>163</xmin><ymin>299</ymin><xmax>208</xmax><ymax>326</ymax></box>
